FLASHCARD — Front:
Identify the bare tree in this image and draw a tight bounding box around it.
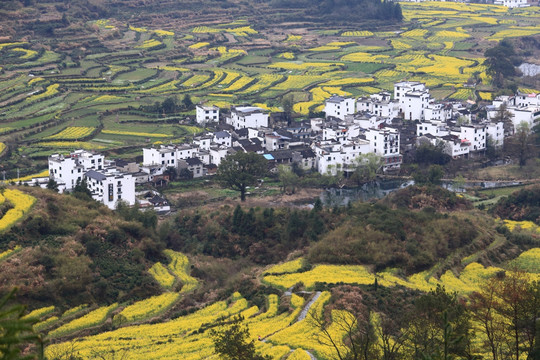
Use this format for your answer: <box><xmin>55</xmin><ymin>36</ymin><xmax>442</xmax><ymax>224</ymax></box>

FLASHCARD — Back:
<box><xmin>307</xmin><ymin>287</ymin><xmax>379</xmax><ymax>360</ymax></box>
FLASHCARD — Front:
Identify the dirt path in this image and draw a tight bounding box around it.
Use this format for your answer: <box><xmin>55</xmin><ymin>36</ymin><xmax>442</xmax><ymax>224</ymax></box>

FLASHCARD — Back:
<box><xmin>297</xmin><ymin>291</ymin><xmax>322</xmax><ymax>322</ymax></box>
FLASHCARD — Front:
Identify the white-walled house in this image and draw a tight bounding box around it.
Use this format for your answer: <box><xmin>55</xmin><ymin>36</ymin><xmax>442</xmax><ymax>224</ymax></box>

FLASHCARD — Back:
<box><xmin>193</xmin><ymin>135</ymin><xmax>212</xmax><ymax>151</ymax></box>
<box><xmin>364</xmin><ymin>127</ymin><xmax>402</xmax><ymax>170</ymax></box>
<box><xmin>515</xmin><ymin>91</ymin><xmax>539</xmax><ymax>107</ymax></box>
<box><xmin>314</xmin><ymin>140</ymin><xmax>370</xmax><ymax>175</ymax></box>
<box><xmin>48</xmin><ymin>150</ymin><xmax>105</xmax><ymax>190</ymax></box>
<box><xmin>401</xmin><ymin>91</ymin><xmax>431</xmax><ymax>121</ymax></box>
<box><xmin>227</xmin><ymin>106</ymin><xmax>269</xmax><ymax>129</ymax></box>
<box><xmin>85</xmin><ymin>169</ymin><xmax>135</xmax><ymax>210</ymax></box>
<box><xmin>209</xmin><ymin>146</ymin><xmax>231</xmax><ymax>166</ymax></box>
<box><xmin>509</xmin><ymin>106</ymin><xmax>540</xmax><ymax>132</ymax></box>
<box><xmin>417</xmin><ymin>121</ymin><xmax>449</xmax><ymax>137</ymax></box>
<box><xmin>394</xmin><ymin>81</ymin><xmax>430</xmax><ymax>120</ymax></box>
<box><xmin>142</xmin><ymin>147</ymin><xmax>177</xmax><ymax>167</ymax></box>
<box><xmin>345</xmin><ymin>113</ymin><xmax>388</xmax><ymax>130</ymax></box>
<box><xmin>324</xmin><ymin>95</ymin><xmax>356</xmax><ymax>120</ymax></box>
<box><xmin>142</xmin><ymin>145</ymin><xmax>197</xmax><ymax>167</ymax></box>
<box><xmin>493</xmin><ymin>0</ymin><xmax>529</xmax><ymax>7</ymax></box>
<box><xmin>394</xmin><ymin>81</ymin><xmax>426</xmax><ymax>101</ymax></box>
<box><xmin>322</xmin><ymin>125</ymin><xmax>349</xmax><ymax>143</ymax></box>
<box><xmin>442</xmin><ymin>137</ymin><xmax>470</xmax><ymax>159</ymax></box>
<box><xmin>486</xmin><ymin>121</ymin><xmax>505</xmax><ymax>147</ymax></box>
<box><xmin>454</xmin><ymin>124</ymin><xmax>486</xmax><ymax>152</ymax></box>
<box><xmin>213</xmin><ymin>130</ymin><xmax>232</xmax><ymax>147</ymax></box>
<box><xmin>356</xmin><ymin>92</ymin><xmax>400</xmax><ymax>119</ymax></box>
<box><xmin>425</xmin><ymin>103</ymin><xmax>452</xmax><ymax>121</ymax></box>
<box><xmin>196</xmin><ymin>105</ymin><xmax>219</xmax><ymax>124</ymax></box>
<box><xmin>420</xmin><ymin>135</ymin><xmax>470</xmax><ymax>159</ymax></box>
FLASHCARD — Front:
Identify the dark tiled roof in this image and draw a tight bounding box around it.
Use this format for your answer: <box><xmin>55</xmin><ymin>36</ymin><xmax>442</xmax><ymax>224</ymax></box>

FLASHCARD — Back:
<box><xmin>186</xmin><ymin>157</ymin><xmax>203</xmax><ymax>166</ymax></box>
<box><xmin>85</xmin><ymin>170</ymin><xmax>106</xmax><ymax>181</ymax></box>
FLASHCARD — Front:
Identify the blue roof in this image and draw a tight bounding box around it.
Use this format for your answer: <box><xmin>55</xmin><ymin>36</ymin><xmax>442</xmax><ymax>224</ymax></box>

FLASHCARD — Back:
<box><xmin>263</xmin><ymin>154</ymin><xmax>274</xmax><ymax>160</ymax></box>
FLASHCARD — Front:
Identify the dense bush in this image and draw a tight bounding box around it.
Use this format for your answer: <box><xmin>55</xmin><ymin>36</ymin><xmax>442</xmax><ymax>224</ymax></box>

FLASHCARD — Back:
<box><xmin>308</xmin><ymin>197</ymin><xmax>478</xmax><ymax>273</ymax></box>
<box><xmin>491</xmin><ymin>185</ymin><xmax>540</xmax><ymax>224</ymax></box>
<box><xmin>164</xmin><ymin>204</ymin><xmax>328</xmax><ymax>265</ymax></box>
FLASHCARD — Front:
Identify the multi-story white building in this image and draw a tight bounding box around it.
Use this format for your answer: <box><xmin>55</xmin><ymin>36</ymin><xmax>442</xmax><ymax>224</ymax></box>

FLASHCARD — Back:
<box><xmin>515</xmin><ymin>91</ymin><xmax>540</xmax><ymax>107</ymax></box>
<box><xmin>417</xmin><ymin>121</ymin><xmax>449</xmax><ymax>137</ymax></box>
<box><xmin>454</xmin><ymin>124</ymin><xmax>486</xmax><ymax>152</ymax></box>
<box><xmin>394</xmin><ymin>81</ymin><xmax>430</xmax><ymax>120</ymax></box>
<box><xmin>314</xmin><ymin>140</ymin><xmax>370</xmax><ymax>175</ymax></box>
<box><xmin>322</xmin><ymin>125</ymin><xmax>349</xmax><ymax>143</ymax></box>
<box><xmin>209</xmin><ymin>146</ymin><xmax>231</xmax><ymax>166</ymax></box>
<box><xmin>486</xmin><ymin>121</ymin><xmax>505</xmax><ymax>147</ymax></box>
<box><xmin>394</xmin><ymin>81</ymin><xmax>426</xmax><ymax>101</ymax></box>
<box><xmin>142</xmin><ymin>147</ymin><xmax>177</xmax><ymax>167</ymax></box>
<box><xmin>48</xmin><ymin>150</ymin><xmax>105</xmax><ymax>190</ymax></box>
<box><xmin>227</xmin><ymin>106</ymin><xmax>269</xmax><ymax>129</ymax></box>
<box><xmin>213</xmin><ymin>131</ymin><xmax>232</xmax><ymax>147</ymax></box>
<box><xmin>196</xmin><ymin>105</ymin><xmax>219</xmax><ymax>124</ymax></box>
<box><xmin>424</xmin><ymin>103</ymin><xmax>452</xmax><ymax>121</ymax></box>
<box><xmin>356</xmin><ymin>92</ymin><xmax>400</xmax><ymax>119</ymax></box>
<box><xmin>85</xmin><ymin>168</ymin><xmax>135</xmax><ymax>210</ymax></box>
<box><xmin>324</xmin><ymin>95</ymin><xmax>356</xmax><ymax>120</ymax></box>
<box><xmin>142</xmin><ymin>145</ymin><xmax>198</xmax><ymax>167</ymax></box>
<box><xmin>365</xmin><ymin>127</ymin><xmax>402</xmax><ymax>170</ymax></box>
<box><xmin>509</xmin><ymin>106</ymin><xmax>540</xmax><ymax>132</ymax></box>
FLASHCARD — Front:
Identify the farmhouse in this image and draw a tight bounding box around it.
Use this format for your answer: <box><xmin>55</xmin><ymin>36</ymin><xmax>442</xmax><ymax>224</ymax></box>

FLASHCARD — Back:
<box><xmin>196</xmin><ymin>105</ymin><xmax>219</xmax><ymax>124</ymax></box>
<box><xmin>227</xmin><ymin>106</ymin><xmax>269</xmax><ymax>129</ymax></box>
<box><xmin>493</xmin><ymin>0</ymin><xmax>530</xmax><ymax>7</ymax></box>
<box><xmin>48</xmin><ymin>150</ymin><xmax>105</xmax><ymax>190</ymax></box>
<box><xmin>85</xmin><ymin>169</ymin><xmax>136</xmax><ymax>210</ymax></box>
<box><xmin>324</xmin><ymin>95</ymin><xmax>356</xmax><ymax>120</ymax></box>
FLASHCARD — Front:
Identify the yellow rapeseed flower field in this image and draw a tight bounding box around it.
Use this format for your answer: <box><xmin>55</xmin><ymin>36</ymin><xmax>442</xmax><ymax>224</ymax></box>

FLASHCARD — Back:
<box><xmin>0</xmin><ymin>246</ymin><xmax>21</xmax><ymax>263</ymax></box>
<box><xmin>136</xmin><ymin>39</ymin><xmax>162</xmax><ymax>49</ymax></box>
<box><xmin>269</xmin><ymin>62</ymin><xmax>343</xmax><ymax>71</ymax></box>
<box><xmin>222</xmin><ymin>75</ymin><xmax>254</xmax><ymax>92</ymax></box>
<box><xmin>16</xmin><ymin>170</ymin><xmax>50</xmax><ymax>182</ymax></box>
<box><xmin>46</xmin><ymin>127</ymin><xmax>95</xmax><ymax>140</ymax></box>
<box><xmin>0</xmin><ymin>42</ymin><xmax>28</xmax><ymax>50</ymax></box>
<box><xmin>0</xmin><ymin>189</ymin><xmax>36</xmax><ymax>232</ymax></box>
<box><xmin>22</xmin><ymin>306</ymin><xmax>55</xmax><ymax>321</ymax></box>
<box><xmin>272</xmin><ymin>75</ymin><xmax>326</xmax><ymax>90</ymax></box>
<box><xmin>164</xmin><ymin>250</ymin><xmax>199</xmax><ymax>293</ymax></box>
<box><xmin>26</xmin><ymin>84</ymin><xmax>59</xmax><ymax>102</ymax></box>
<box><xmin>102</xmin><ymin>130</ymin><xmax>172</xmax><ymax>138</ymax></box>
<box><xmin>265</xmin><ymin>258</ymin><xmax>305</xmax><ymax>274</ymax></box>
<box><xmin>341</xmin><ymin>30</ymin><xmax>373</xmax><ymax>37</ymax></box>
<box><xmin>11</xmin><ymin>47</ymin><xmax>38</xmax><ymax>59</ymax></box>
<box><xmin>189</xmin><ymin>42</ymin><xmax>209</xmax><ymax>49</ymax></box>
<box><xmin>115</xmin><ymin>293</ymin><xmax>180</xmax><ymax>324</ymax></box>
<box><xmin>36</xmin><ymin>142</ymin><xmax>106</xmax><ymax>150</ymax></box>
<box><xmin>49</xmin><ymin>303</ymin><xmax>118</xmax><ymax>338</ymax></box>
<box><xmin>149</xmin><ymin>262</ymin><xmax>176</xmax><ymax>289</ymax></box>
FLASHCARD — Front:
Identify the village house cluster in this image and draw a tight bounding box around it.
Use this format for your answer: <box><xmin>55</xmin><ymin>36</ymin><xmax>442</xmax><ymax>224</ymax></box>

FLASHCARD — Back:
<box><xmin>35</xmin><ymin>81</ymin><xmax>540</xmax><ymax>210</ymax></box>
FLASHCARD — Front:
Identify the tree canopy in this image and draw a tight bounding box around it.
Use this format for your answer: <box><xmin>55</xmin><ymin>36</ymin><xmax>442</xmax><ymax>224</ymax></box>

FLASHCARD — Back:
<box><xmin>484</xmin><ymin>39</ymin><xmax>520</xmax><ymax>89</ymax></box>
<box><xmin>217</xmin><ymin>152</ymin><xmax>267</xmax><ymax>201</ymax></box>
<box><xmin>210</xmin><ymin>317</ymin><xmax>270</xmax><ymax>360</ymax></box>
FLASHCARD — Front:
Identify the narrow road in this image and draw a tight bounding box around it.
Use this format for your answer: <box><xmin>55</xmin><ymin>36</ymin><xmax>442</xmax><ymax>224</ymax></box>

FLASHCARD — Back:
<box><xmin>297</xmin><ymin>291</ymin><xmax>321</xmax><ymax>322</ymax></box>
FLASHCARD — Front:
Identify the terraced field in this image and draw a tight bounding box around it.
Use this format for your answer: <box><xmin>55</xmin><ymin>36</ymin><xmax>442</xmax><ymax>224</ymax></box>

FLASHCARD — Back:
<box><xmin>38</xmin><ymin>238</ymin><xmax>540</xmax><ymax>360</ymax></box>
<box><xmin>0</xmin><ymin>2</ymin><xmax>539</xmax><ymax>177</ymax></box>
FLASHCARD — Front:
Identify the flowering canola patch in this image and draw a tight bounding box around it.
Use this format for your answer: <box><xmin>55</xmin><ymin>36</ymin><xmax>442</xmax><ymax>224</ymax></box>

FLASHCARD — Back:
<box><xmin>0</xmin><ymin>189</ymin><xmax>36</xmax><ymax>232</ymax></box>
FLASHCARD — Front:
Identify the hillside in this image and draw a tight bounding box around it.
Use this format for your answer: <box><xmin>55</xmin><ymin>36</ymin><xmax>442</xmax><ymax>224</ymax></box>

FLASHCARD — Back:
<box><xmin>2</xmin><ymin>185</ymin><xmax>540</xmax><ymax>360</ymax></box>
<box><xmin>0</xmin><ymin>186</ymin><xmax>163</xmax><ymax>308</ymax></box>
